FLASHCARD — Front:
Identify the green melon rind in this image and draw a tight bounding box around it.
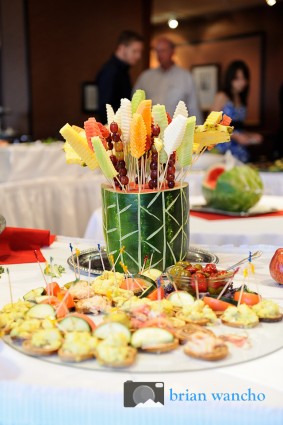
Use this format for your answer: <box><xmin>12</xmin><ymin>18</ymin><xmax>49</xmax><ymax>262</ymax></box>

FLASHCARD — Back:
<box><xmin>202</xmin><ymin>165</ymin><xmax>263</xmax><ymax>212</ymax></box>
<box><xmin>102</xmin><ymin>184</ymin><xmax>189</xmax><ymax>273</ymax></box>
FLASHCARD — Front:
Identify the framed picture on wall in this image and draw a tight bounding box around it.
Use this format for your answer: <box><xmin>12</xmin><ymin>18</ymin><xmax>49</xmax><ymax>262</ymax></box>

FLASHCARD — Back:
<box><xmin>191</xmin><ymin>64</ymin><xmax>220</xmax><ymax>113</ymax></box>
<box><xmin>82</xmin><ymin>82</ymin><xmax>99</xmax><ymax>113</ymax></box>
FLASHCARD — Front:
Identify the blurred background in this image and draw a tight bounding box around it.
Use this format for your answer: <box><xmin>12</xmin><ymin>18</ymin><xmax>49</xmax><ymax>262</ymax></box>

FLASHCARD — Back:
<box><xmin>0</xmin><ymin>1</ymin><xmax>282</xmax><ymax>143</ymax></box>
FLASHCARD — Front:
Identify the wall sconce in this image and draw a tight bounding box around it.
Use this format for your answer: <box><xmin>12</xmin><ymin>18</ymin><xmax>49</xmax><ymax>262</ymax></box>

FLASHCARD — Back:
<box><xmin>266</xmin><ymin>0</ymin><xmax>276</xmax><ymax>5</ymax></box>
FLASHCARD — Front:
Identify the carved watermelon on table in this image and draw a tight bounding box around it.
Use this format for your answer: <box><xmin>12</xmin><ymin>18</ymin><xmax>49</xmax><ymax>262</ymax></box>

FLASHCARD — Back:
<box><xmin>102</xmin><ymin>183</ymin><xmax>189</xmax><ymax>273</ymax></box>
<box><xmin>202</xmin><ymin>164</ymin><xmax>263</xmax><ymax>212</ymax></box>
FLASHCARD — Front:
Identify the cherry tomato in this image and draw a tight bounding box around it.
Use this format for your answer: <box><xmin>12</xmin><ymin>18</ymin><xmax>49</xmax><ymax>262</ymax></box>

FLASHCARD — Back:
<box><xmin>204</xmin><ymin>263</ymin><xmax>217</xmax><ymax>274</ymax></box>
<box><xmin>190</xmin><ymin>272</ymin><xmax>208</xmax><ymax>293</ymax></box>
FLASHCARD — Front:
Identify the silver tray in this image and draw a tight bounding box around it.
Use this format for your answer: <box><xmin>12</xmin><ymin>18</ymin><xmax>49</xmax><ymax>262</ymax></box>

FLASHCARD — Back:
<box><xmin>67</xmin><ymin>246</ymin><xmax>219</xmax><ymax>276</ymax></box>
<box><xmin>191</xmin><ymin>204</ymin><xmax>278</xmax><ymax>217</ymax></box>
<box><xmin>0</xmin><ymin>215</ymin><xmax>6</xmax><ymax>234</ymax></box>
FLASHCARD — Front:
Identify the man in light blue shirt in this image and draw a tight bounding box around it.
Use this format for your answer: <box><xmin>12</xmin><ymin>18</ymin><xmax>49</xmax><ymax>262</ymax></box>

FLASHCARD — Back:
<box><xmin>133</xmin><ymin>37</ymin><xmax>202</xmax><ymax>123</ymax></box>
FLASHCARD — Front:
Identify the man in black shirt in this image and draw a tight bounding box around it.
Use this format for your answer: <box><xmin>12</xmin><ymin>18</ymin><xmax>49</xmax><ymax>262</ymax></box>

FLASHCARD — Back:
<box><xmin>96</xmin><ymin>30</ymin><xmax>144</xmax><ymax>124</ymax></box>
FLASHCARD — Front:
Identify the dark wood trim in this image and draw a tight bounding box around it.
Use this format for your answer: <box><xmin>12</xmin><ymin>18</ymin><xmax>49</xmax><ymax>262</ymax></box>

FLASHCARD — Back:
<box><xmin>23</xmin><ymin>0</ymin><xmax>33</xmax><ymax>138</ymax></box>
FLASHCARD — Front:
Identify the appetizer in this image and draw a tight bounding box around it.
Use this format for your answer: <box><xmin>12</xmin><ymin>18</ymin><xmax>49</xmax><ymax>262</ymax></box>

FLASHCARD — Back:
<box><xmin>95</xmin><ymin>334</ymin><xmax>137</xmax><ymax>368</ymax></box>
<box><xmin>221</xmin><ymin>304</ymin><xmax>259</xmax><ymax>328</ymax></box>
<box><xmin>75</xmin><ymin>295</ymin><xmax>111</xmax><ymax>315</ymax></box>
<box><xmin>22</xmin><ymin>329</ymin><xmax>63</xmax><ymax>356</ymax></box>
<box><xmin>131</xmin><ymin>327</ymin><xmax>179</xmax><ymax>353</ymax></box>
<box><xmin>252</xmin><ymin>300</ymin><xmax>283</xmax><ymax>322</ymax></box>
<box><xmin>176</xmin><ymin>300</ymin><xmax>217</xmax><ymax>325</ymax></box>
<box><xmin>184</xmin><ymin>331</ymin><xmax>229</xmax><ymax>361</ymax></box>
<box><xmin>58</xmin><ymin>331</ymin><xmax>98</xmax><ymax>362</ymax></box>
<box><xmin>174</xmin><ymin>323</ymin><xmax>214</xmax><ymax>345</ymax></box>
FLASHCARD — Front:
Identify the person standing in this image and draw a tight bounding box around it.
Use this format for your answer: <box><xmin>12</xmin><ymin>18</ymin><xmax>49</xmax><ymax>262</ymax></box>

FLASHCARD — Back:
<box><xmin>133</xmin><ymin>37</ymin><xmax>202</xmax><ymax>123</ymax></box>
<box><xmin>95</xmin><ymin>30</ymin><xmax>144</xmax><ymax>124</ymax></box>
<box><xmin>211</xmin><ymin>60</ymin><xmax>262</xmax><ymax>163</ymax></box>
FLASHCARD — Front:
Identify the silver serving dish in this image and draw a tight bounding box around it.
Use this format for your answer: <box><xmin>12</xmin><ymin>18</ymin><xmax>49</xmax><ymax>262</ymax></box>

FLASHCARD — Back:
<box><xmin>0</xmin><ymin>215</ymin><xmax>6</xmax><ymax>234</ymax></box>
<box><xmin>67</xmin><ymin>246</ymin><xmax>219</xmax><ymax>276</ymax></box>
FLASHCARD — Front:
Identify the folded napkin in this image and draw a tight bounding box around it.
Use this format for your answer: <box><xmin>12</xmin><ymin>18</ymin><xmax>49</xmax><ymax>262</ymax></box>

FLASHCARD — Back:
<box><xmin>0</xmin><ymin>227</ymin><xmax>56</xmax><ymax>265</ymax></box>
<box><xmin>190</xmin><ymin>210</ymin><xmax>283</xmax><ymax>221</ymax></box>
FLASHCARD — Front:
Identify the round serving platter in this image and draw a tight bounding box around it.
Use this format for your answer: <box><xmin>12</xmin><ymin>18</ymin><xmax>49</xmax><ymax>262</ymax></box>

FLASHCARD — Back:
<box><xmin>3</xmin><ymin>320</ymin><xmax>283</xmax><ymax>373</ymax></box>
<box><xmin>67</xmin><ymin>246</ymin><xmax>219</xmax><ymax>276</ymax></box>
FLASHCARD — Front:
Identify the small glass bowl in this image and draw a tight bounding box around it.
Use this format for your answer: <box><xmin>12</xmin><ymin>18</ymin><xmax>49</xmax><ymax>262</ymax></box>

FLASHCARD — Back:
<box><xmin>166</xmin><ymin>264</ymin><xmax>235</xmax><ymax>296</ymax></box>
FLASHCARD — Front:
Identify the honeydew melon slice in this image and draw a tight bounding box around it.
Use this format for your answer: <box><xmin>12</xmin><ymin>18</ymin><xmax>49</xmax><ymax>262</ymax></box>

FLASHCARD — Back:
<box><xmin>92</xmin><ymin>136</ymin><xmax>117</xmax><ymax>179</ymax></box>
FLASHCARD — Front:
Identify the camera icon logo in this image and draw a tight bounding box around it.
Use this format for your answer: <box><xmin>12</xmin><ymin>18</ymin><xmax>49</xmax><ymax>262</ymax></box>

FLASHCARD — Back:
<box><xmin>124</xmin><ymin>381</ymin><xmax>164</xmax><ymax>408</ymax></box>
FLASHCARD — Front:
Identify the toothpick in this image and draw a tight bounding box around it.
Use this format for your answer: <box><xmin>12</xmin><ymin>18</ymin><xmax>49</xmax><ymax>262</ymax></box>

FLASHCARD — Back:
<box><xmin>97</xmin><ymin>243</ymin><xmax>105</xmax><ymax>271</ymax></box>
<box><xmin>194</xmin><ymin>275</ymin><xmax>199</xmax><ymax>300</ymax></box>
<box><xmin>148</xmin><ymin>253</ymin><xmax>153</xmax><ymax>271</ymax></box>
<box><xmin>217</xmin><ymin>267</ymin><xmax>240</xmax><ymax>300</ymax></box>
<box><xmin>6</xmin><ymin>268</ymin><xmax>13</xmax><ymax>306</ymax></box>
<box><xmin>140</xmin><ymin>255</ymin><xmax>149</xmax><ymax>274</ymax></box>
<box><xmin>111</xmin><ymin>246</ymin><xmax>125</xmax><ymax>271</ymax></box>
<box><xmin>69</xmin><ymin>243</ymin><xmax>78</xmax><ymax>281</ymax></box>
<box><xmin>49</xmin><ymin>256</ymin><xmax>54</xmax><ymax>286</ymax></box>
<box><xmin>34</xmin><ymin>250</ymin><xmax>48</xmax><ymax>285</ymax></box>
<box><xmin>75</xmin><ymin>248</ymin><xmax>81</xmax><ymax>280</ymax></box>
<box><xmin>237</xmin><ymin>268</ymin><xmax>248</xmax><ymax>307</ymax></box>
<box><xmin>88</xmin><ymin>257</ymin><xmax>91</xmax><ymax>298</ymax></box>
<box><xmin>109</xmin><ymin>254</ymin><xmax>118</xmax><ymax>287</ymax></box>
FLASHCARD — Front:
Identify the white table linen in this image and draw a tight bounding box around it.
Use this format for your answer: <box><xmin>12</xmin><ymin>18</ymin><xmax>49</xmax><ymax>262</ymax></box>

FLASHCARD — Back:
<box><xmin>84</xmin><ymin>195</ymin><xmax>283</xmax><ymax>246</ymax></box>
<box><xmin>0</xmin><ymin>142</ymin><xmax>96</xmax><ymax>182</ymax></box>
<box><xmin>0</xmin><ymin>237</ymin><xmax>282</xmax><ymax>425</ymax></box>
<box><xmin>0</xmin><ymin>175</ymin><xmax>104</xmax><ymax>237</ymax></box>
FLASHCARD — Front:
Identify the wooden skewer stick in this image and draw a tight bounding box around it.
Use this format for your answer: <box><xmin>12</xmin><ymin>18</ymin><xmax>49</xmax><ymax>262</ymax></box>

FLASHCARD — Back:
<box><xmin>34</xmin><ymin>250</ymin><xmax>48</xmax><ymax>285</ymax></box>
<box><xmin>88</xmin><ymin>258</ymin><xmax>91</xmax><ymax>299</ymax></box>
<box><xmin>6</xmin><ymin>268</ymin><xmax>13</xmax><ymax>306</ymax></box>
<box><xmin>69</xmin><ymin>243</ymin><xmax>78</xmax><ymax>281</ymax></box>
<box><xmin>75</xmin><ymin>248</ymin><xmax>81</xmax><ymax>280</ymax></box>
<box><xmin>97</xmin><ymin>244</ymin><xmax>105</xmax><ymax>271</ymax></box>
<box><xmin>217</xmin><ymin>267</ymin><xmax>240</xmax><ymax>300</ymax></box>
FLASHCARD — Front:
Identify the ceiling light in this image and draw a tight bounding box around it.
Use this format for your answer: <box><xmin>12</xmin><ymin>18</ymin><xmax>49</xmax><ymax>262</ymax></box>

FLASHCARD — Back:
<box><xmin>266</xmin><ymin>0</ymin><xmax>276</xmax><ymax>5</ymax></box>
<box><xmin>168</xmin><ymin>19</ymin><xmax>179</xmax><ymax>29</ymax></box>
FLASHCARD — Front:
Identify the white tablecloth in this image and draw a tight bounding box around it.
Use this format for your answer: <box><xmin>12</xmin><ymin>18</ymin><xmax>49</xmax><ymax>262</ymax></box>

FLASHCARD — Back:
<box><xmin>0</xmin><ymin>142</ymin><xmax>95</xmax><ymax>182</ymax></box>
<box><xmin>0</xmin><ymin>237</ymin><xmax>282</xmax><ymax>425</ymax></box>
<box><xmin>0</xmin><ymin>147</ymin><xmax>282</xmax><ymax>239</ymax></box>
<box><xmin>0</xmin><ymin>174</ymin><xmax>105</xmax><ymax>237</ymax></box>
<box><xmin>85</xmin><ymin>195</ymin><xmax>283</xmax><ymax>247</ymax></box>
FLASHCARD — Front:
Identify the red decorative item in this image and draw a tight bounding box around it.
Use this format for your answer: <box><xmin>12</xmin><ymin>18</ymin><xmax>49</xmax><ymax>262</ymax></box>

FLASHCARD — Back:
<box><xmin>269</xmin><ymin>248</ymin><xmax>283</xmax><ymax>284</ymax></box>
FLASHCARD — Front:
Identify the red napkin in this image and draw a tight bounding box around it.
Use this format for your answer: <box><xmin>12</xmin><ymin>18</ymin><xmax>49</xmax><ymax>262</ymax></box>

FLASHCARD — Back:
<box><xmin>190</xmin><ymin>210</ymin><xmax>283</xmax><ymax>221</ymax></box>
<box><xmin>0</xmin><ymin>227</ymin><xmax>56</xmax><ymax>265</ymax></box>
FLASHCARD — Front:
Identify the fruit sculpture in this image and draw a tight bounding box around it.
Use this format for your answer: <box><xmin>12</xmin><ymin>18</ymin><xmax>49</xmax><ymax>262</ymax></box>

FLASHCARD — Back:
<box><xmin>202</xmin><ymin>164</ymin><xmax>263</xmax><ymax>212</ymax></box>
<box><xmin>60</xmin><ymin>92</ymin><xmax>233</xmax><ymax>272</ymax></box>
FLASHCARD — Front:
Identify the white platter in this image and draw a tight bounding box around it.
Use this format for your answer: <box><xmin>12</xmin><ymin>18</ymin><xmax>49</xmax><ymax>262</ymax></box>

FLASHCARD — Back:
<box><xmin>4</xmin><ymin>318</ymin><xmax>283</xmax><ymax>374</ymax></box>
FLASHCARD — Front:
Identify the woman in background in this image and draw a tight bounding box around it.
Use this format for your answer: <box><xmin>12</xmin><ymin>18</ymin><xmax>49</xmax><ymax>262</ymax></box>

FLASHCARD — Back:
<box><xmin>211</xmin><ymin>60</ymin><xmax>262</xmax><ymax>162</ymax></box>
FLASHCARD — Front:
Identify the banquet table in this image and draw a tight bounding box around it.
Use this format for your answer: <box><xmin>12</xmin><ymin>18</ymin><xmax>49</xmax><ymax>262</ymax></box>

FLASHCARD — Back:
<box><xmin>0</xmin><ymin>236</ymin><xmax>283</xmax><ymax>425</ymax></box>
<box><xmin>0</xmin><ymin>142</ymin><xmax>95</xmax><ymax>182</ymax></box>
<box><xmin>1</xmin><ymin>146</ymin><xmax>282</xmax><ymax>238</ymax></box>
<box><xmin>84</xmin><ymin>195</ymin><xmax>283</xmax><ymax>246</ymax></box>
